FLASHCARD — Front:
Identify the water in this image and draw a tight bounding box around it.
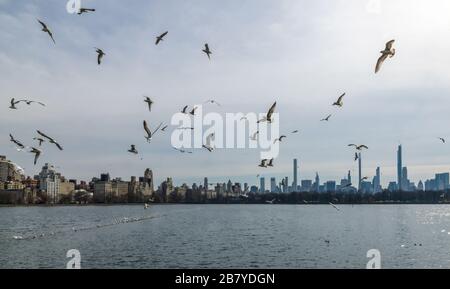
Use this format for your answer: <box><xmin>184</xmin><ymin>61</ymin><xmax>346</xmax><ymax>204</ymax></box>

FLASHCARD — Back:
<box><xmin>1</xmin><ymin>204</ymin><xmax>450</xmax><ymax>269</ymax></box>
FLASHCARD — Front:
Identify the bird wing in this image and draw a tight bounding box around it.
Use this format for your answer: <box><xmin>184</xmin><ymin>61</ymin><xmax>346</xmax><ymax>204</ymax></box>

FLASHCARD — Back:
<box><xmin>385</xmin><ymin>39</ymin><xmax>395</xmax><ymax>50</ymax></box>
<box><xmin>375</xmin><ymin>53</ymin><xmax>388</xmax><ymax>73</ymax></box>
<box><xmin>54</xmin><ymin>141</ymin><xmax>63</xmax><ymax>151</ymax></box>
<box><xmin>152</xmin><ymin>122</ymin><xmax>163</xmax><ymax>136</ymax></box>
<box><xmin>348</xmin><ymin>144</ymin><xmax>357</xmax><ymax>147</ymax></box>
<box><xmin>266</xmin><ymin>102</ymin><xmax>277</xmax><ymax>120</ymax></box>
<box><xmin>37</xmin><ymin>19</ymin><xmax>47</xmax><ymax>29</ymax></box>
<box><xmin>337</xmin><ymin>93</ymin><xmax>345</xmax><ymax>103</ymax></box>
<box><xmin>37</xmin><ymin>130</ymin><xmax>53</xmax><ymax>141</ymax></box>
<box><xmin>182</xmin><ymin>105</ymin><xmax>188</xmax><ymax>113</ymax></box>
<box><xmin>143</xmin><ymin>120</ymin><xmax>152</xmax><ymax>137</ymax></box>
<box><xmin>360</xmin><ymin>145</ymin><xmax>369</xmax><ymax>149</ymax></box>
<box><xmin>205</xmin><ymin>43</ymin><xmax>209</xmax><ymax>51</ymax></box>
<box><xmin>161</xmin><ymin>31</ymin><xmax>168</xmax><ymax>38</ymax></box>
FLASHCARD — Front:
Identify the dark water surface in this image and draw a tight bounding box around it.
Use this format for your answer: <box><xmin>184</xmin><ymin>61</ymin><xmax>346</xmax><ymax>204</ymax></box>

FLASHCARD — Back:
<box><xmin>1</xmin><ymin>204</ymin><xmax>450</xmax><ymax>268</ymax></box>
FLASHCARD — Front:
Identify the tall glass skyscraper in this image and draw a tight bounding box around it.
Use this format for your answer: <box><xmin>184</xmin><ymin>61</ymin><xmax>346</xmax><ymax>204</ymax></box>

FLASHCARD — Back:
<box><xmin>293</xmin><ymin>159</ymin><xmax>298</xmax><ymax>192</ymax></box>
<box><xmin>397</xmin><ymin>145</ymin><xmax>402</xmax><ymax>191</ymax></box>
<box><xmin>260</xmin><ymin>177</ymin><xmax>265</xmax><ymax>193</ymax></box>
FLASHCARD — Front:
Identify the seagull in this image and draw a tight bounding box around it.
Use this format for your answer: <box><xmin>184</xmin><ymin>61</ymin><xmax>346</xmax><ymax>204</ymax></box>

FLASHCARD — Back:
<box><xmin>173</xmin><ymin>147</ymin><xmax>193</xmax><ymax>154</ymax></box>
<box><xmin>438</xmin><ymin>137</ymin><xmax>446</xmax><ymax>144</ymax></box>
<box><xmin>161</xmin><ymin>125</ymin><xmax>168</xmax><ymax>132</ymax></box>
<box><xmin>258</xmin><ymin>159</ymin><xmax>268</xmax><ymax>168</ymax></box>
<box><xmin>202</xmin><ymin>133</ymin><xmax>215</xmax><ymax>152</ymax></box>
<box><xmin>267</xmin><ymin>158</ymin><xmax>274</xmax><ymax>167</ymax></box>
<box><xmin>143</xmin><ymin>96</ymin><xmax>153</xmax><ymax>112</ymax></box>
<box><xmin>204</xmin><ymin>99</ymin><xmax>221</xmax><ymax>106</ymax></box>
<box><xmin>128</xmin><ymin>145</ymin><xmax>138</xmax><ymax>154</ymax></box>
<box><xmin>78</xmin><ymin>8</ymin><xmax>95</xmax><ymax>15</ymax></box>
<box><xmin>181</xmin><ymin>105</ymin><xmax>189</xmax><ymax>114</ymax></box>
<box><xmin>155</xmin><ymin>31</ymin><xmax>168</xmax><ymax>45</ymax></box>
<box><xmin>273</xmin><ymin>135</ymin><xmax>287</xmax><ymax>144</ymax></box>
<box><xmin>9</xmin><ymin>98</ymin><xmax>20</xmax><ymax>109</ymax></box>
<box><xmin>375</xmin><ymin>40</ymin><xmax>395</xmax><ymax>74</ymax></box>
<box><xmin>143</xmin><ymin>120</ymin><xmax>163</xmax><ymax>142</ymax></box>
<box><xmin>250</xmin><ymin>131</ymin><xmax>259</xmax><ymax>141</ymax></box>
<box><xmin>354</xmin><ymin>152</ymin><xmax>359</xmax><ymax>161</ymax></box>
<box><xmin>257</xmin><ymin>102</ymin><xmax>277</xmax><ymax>123</ymax></box>
<box><xmin>332</xmin><ymin>93</ymin><xmax>345</xmax><ymax>107</ymax></box>
<box><xmin>190</xmin><ymin>107</ymin><xmax>198</xmax><ymax>116</ymax></box>
<box><xmin>202</xmin><ymin>43</ymin><xmax>212</xmax><ymax>59</ymax></box>
<box><xmin>329</xmin><ymin>202</ymin><xmax>340</xmax><ymax>211</ymax></box>
<box><xmin>37</xmin><ymin>19</ymin><xmax>55</xmax><ymax>44</ymax></box>
<box><xmin>348</xmin><ymin>144</ymin><xmax>369</xmax><ymax>150</ymax></box>
<box><xmin>37</xmin><ymin>130</ymin><xmax>63</xmax><ymax>150</ymax></box>
<box><xmin>9</xmin><ymin>134</ymin><xmax>25</xmax><ymax>149</ymax></box>
<box><xmin>291</xmin><ymin>130</ymin><xmax>299</xmax><ymax>134</ymax></box>
<box><xmin>321</xmin><ymin>114</ymin><xmax>332</xmax><ymax>121</ymax></box>
<box><xmin>361</xmin><ymin>176</ymin><xmax>369</xmax><ymax>181</ymax></box>
<box><xmin>24</xmin><ymin>100</ymin><xmax>45</xmax><ymax>106</ymax></box>
<box><xmin>176</xmin><ymin>127</ymin><xmax>194</xmax><ymax>130</ymax></box>
<box><xmin>29</xmin><ymin>147</ymin><xmax>42</xmax><ymax>165</ymax></box>
<box><xmin>95</xmin><ymin>48</ymin><xmax>105</xmax><ymax>65</ymax></box>
<box><xmin>33</xmin><ymin>137</ymin><xmax>45</xmax><ymax>146</ymax></box>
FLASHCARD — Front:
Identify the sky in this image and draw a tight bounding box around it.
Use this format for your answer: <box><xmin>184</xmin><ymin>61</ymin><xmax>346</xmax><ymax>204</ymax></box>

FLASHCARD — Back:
<box><xmin>2</xmin><ymin>0</ymin><xmax>450</xmax><ymax>187</ymax></box>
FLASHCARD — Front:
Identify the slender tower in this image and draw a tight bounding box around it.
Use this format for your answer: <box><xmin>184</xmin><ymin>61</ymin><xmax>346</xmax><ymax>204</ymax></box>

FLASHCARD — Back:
<box><xmin>397</xmin><ymin>145</ymin><xmax>402</xmax><ymax>191</ymax></box>
<box><xmin>293</xmin><ymin>159</ymin><xmax>298</xmax><ymax>192</ymax></box>
<box><xmin>358</xmin><ymin>152</ymin><xmax>362</xmax><ymax>192</ymax></box>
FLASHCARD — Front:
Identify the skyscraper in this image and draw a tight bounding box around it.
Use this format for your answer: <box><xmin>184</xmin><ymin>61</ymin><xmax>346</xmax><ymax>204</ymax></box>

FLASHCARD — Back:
<box><xmin>293</xmin><ymin>159</ymin><xmax>298</xmax><ymax>192</ymax></box>
<box><xmin>270</xmin><ymin>177</ymin><xmax>277</xmax><ymax>193</ymax></box>
<box><xmin>260</xmin><ymin>177</ymin><xmax>265</xmax><ymax>193</ymax></box>
<box><xmin>358</xmin><ymin>152</ymin><xmax>362</xmax><ymax>192</ymax></box>
<box><xmin>397</xmin><ymin>145</ymin><xmax>402</xmax><ymax>191</ymax></box>
<box><xmin>314</xmin><ymin>172</ymin><xmax>320</xmax><ymax>193</ymax></box>
<box><xmin>373</xmin><ymin>167</ymin><xmax>382</xmax><ymax>193</ymax></box>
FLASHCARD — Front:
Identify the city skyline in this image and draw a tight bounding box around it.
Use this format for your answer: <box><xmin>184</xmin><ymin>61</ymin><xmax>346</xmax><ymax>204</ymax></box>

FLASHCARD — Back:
<box><xmin>2</xmin><ymin>1</ymin><xmax>450</xmax><ymax>186</ymax></box>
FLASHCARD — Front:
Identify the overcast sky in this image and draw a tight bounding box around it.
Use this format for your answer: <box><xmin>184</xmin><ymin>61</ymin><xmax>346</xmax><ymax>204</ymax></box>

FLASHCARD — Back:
<box><xmin>2</xmin><ymin>0</ymin><xmax>450</xmax><ymax>187</ymax></box>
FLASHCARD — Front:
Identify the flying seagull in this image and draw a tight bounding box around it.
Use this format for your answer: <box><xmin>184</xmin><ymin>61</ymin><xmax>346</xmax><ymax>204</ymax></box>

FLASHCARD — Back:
<box><xmin>9</xmin><ymin>134</ymin><xmax>25</xmax><ymax>149</ymax></box>
<box><xmin>361</xmin><ymin>176</ymin><xmax>369</xmax><ymax>181</ymax></box>
<box><xmin>37</xmin><ymin>19</ymin><xmax>55</xmax><ymax>44</ymax></box>
<box><xmin>143</xmin><ymin>96</ymin><xmax>153</xmax><ymax>112</ymax></box>
<box><xmin>161</xmin><ymin>125</ymin><xmax>168</xmax><ymax>132</ymax></box>
<box><xmin>321</xmin><ymin>114</ymin><xmax>332</xmax><ymax>121</ymax></box>
<box><xmin>375</xmin><ymin>40</ymin><xmax>395</xmax><ymax>74</ymax></box>
<box><xmin>257</xmin><ymin>102</ymin><xmax>277</xmax><ymax>123</ymax></box>
<box><xmin>155</xmin><ymin>31</ymin><xmax>168</xmax><ymax>45</ymax></box>
<box><xmin>78</xmin><ymin>8</ymin><xmax>95</xmax><ymax>15</ymax></box>
<box><xmin>33</xmin><ymin>137</ymin><xmax>45</xmax><ymax>146</ymax></box>
<box><xmin>204</xmin><ymin>99</ymin><xmax>221</xmax><ymax>106</ymax></box>
<box><xmin>258</xmin><ymin>159</ymin><xmax>268</xmax><ymax>168</ymax></box>
<box><xmin>332</xmin><ymin>93</ymin><xmax>345</xmax><ymax>107</ymax></box>
<box><xmin>190</xmin><ymin>107</ymin><xmax>198</xmax><ymax>116</ymax></box>
<box><xmin>291</xmin><ymin>130</ymin><xmax>299</xmax><ymax>134</ymax></box>
<box><xmin>95</xmin><ymin>48</ymin><xmax>105</xmax><ymax>65</ymax></box>
<box><xmin>173</xmin><ymin>147</ymin><xmax>192</xmax><ymax>154</ymax></box>
<box><xmin>250</xmin><ymin>131</ymin><xmax>259</xmax><ymax>141</ymax></box>
<box><xmin>354</xmin><ymin>152</ymin><xmax>359</xmax><ymax>161</ymax></box>
<box><xmin>348</xmin><ymin>144</ymin><xmax>369</xmax><ymax>150</ymax></box>
<box><xmin>202</xmin><ymin>43</ymin><xmax>212</xmax><ymax>59</ymax></box>
<box><xmin>24</xmin><ymin>100</ymin><xmax>45</xmax><ymax>106</ymax></box>
<box><xmin>143</xmin><ymin>120</ymin><xmax>163</xmax><ymax>142</ymax></box>
<box><xmin>181</xmin><ymin>105</ymin><xmax>189</xmax><ymax>114</ymax></box>
<box><xmin>9</xmin><ymin>98</ymin><xmax>20</xmax><ymax>109</ymax></box>
<box><xmin>273</xmin><ymin>135</ymin><xmax>287</xmax><ymax>144</ymax></box>
<box><xmin>438</xmin><ymin>137</ymin><xmax>445</xmax><ymax>144</ymax></box>
<box><xmin>202</xmin><ymin>133</ymin><xmax>215</xmax><ymax>152</ymax></box>
<box><xmin>36</xmin><ymin>130</ymin><xmax>63</xmax><ymax>150</ymax></box>
<box><xmin>128</xmin><ymin>145</ymin><xmax>138</xmax><ymax>154</ymax></box>
<box><xmin>29</xmin><ymin>147</ymin><xmax>42</xmax><ymax>165</ymax></box>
